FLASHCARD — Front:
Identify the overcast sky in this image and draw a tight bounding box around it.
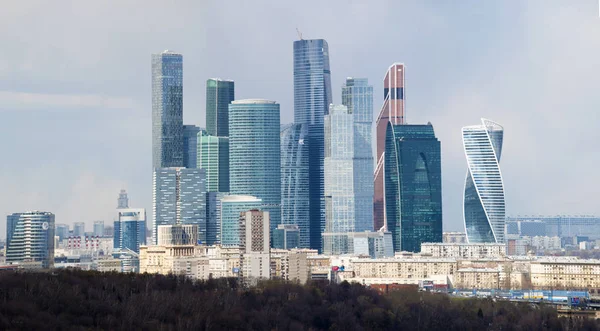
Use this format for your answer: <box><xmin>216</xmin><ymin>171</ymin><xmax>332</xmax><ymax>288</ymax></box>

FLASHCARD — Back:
<box><xmin>1</xmin><ymin>0</ymin><xmax>599</xmax><ymax>237</ymax></box>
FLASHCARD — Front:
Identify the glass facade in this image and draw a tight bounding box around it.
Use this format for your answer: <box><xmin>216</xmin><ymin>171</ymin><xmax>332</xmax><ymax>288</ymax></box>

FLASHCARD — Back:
<box><xmin>55</xmin><ymin>224</ymin><xmax>69</xmax><ymax>241</ymax></box>
<box><xmin>93</xmin><ymin>221</ymin><xmax>104</xmax><ymax>237</ymax></box>
<box><xmin>114</xmin><ymin>209</ymin><xmax>146</xmax><ymax>253</ymax></box>
<box><xmin>183</xmin><ymin>125</ymin><xmax>201</xmax><ymax>168</ymax></box>
<box><xmin>229</xmin><ymin>99</ymin><xmax>281</xmax><ymax>238</ymax></box>
<box><xmin>385</xmin><ymin>123</ymin><xmax>442</xmax><ymax>252</ymax></box>
<box><xmin>206</xmin><ymin>79</ymin><xmax>234</xmax><ymax>137</ymax></box>
<box><xmin>272</xmin><ymin>224</ymin><xmax>300</xmax><ymax>249</ymax></box>
<box><xmin>73</xmin><ymin>222</ymin><xmax>85</xmax><ymax>237</ymax></box>
<box><xmin>462</xmin><ymin>118</ymin><xmax>505</xmax><ymax>243</ymax></box>
<box><xmin>6</xmin><ymin>211</ymin><xmax>55</xmax><ymax>268</ymax></box>
<box><xmin>152</xmin><ymin>167</ymin><xmax>207</xmax><ymax>244</ymax></box>
<box><xmin>293</xmin><ymin>39</ymin><xmax>332</xmax><ymax>251</ymax></box>
<box><xmin>205</xmin><ymin>192</ymin><xmax>227</xmax><ymax>245</ymax></box>
<box><xmin>220</xmin><ymin>195</ymin><xmax>262</xmax><ymax>246</ymax></box>
<box><xmin>152</xmin><ymin>50</ymin><xmax>183</xmax><ymax>168</ymax></box>
<box><xmin>197</xmin><ymin>130</ymin><xmax>229</xmax><ymax>192</ymax></box>
<box><xmin>342</xmin><ymin>78</ymin><xmax>374</xmax><ymax>232</ymax></box>
<box><xmin>506</xmin><ymin>216</ymin><xmax>600</xmax><ymax>239</ymax></box>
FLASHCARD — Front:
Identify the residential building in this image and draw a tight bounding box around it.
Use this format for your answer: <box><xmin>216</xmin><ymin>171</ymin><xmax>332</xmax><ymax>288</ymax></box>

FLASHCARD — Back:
<box><xmin>157</xmin><ymin>224</ymin><xmax>198</xmax><ymax>246</ymax></box>
<box><xmin>530</xmin><ymin>258</ymin><xmax>600</xmax><ymax>291</ymax></box>
<box><xmin>273</xmin><ymin>224</ymin><xmax>300</xmax><ymax>249</ymax></box>
<box><xmin>151</xmin><ymin>50</ymin><xmax>183</xmax><ymax>168</ymax></box>
<box><xmin>220</xmin><ymin>195</ymin><xmax>262</xmax><ymax>247</ymax></box>
<box><xmin>205</xmin><ymin>78</ymin><xmax>234</xmax><ymax>137</ymax></box>
<box><xmin>240</xmin><ymin>210</ymin><xmax>271</xmax><ymax>281</ymax></box>
<box><xmin>93</xmin><ymin>221</ymin><xmax>104</xmax><ymax>237</ymax></box>
<box><xmin>374</xmin><ymin>63</ymin><xmax>405</xmax><ymax>231</ymax></box>
<box><xmin>293</xmin><ymin>38</ymin><xmax>332</xmax><ymax>251</ymax></box>
<box><xmin>420</xmin><ymin>243</ymin><xmax>506</xmax><ymax>259</ymax></box>
<box><xmin>463</xmin><ymin>118</ymin><xmax>505</xmax><ymax>243</ymax></box>
<box><xmin>6</xmin><ymin>211</ymin><xmax>55</xmax><ymax>268</ymax></box>
<box><xmin>197</xmin><ymin>130</ymin><xmax>229</xmax><ymax>192</ymax></box>
<box><xmin>183</xmin><ymin>125</ymin><xmax>201</xmax><ymax>168</ymax></box>
<box><xmin>443</xmin><ymin>232</ymin><xmax>468</xmax><ymax>244</ymax></box>
<box><xmin>229</xmin><ymin>99</ymin><xmax>281</xmax><ymax>235</ymax></box>
<box><xmin>385</xmin><ymin>123</ymin><xmax>442</xmax><ymax>252</ymax></box>
<box><xmin>114</xmin><ymin>208</ymin><xmax>146</xmax><ymax>253</ymax></box>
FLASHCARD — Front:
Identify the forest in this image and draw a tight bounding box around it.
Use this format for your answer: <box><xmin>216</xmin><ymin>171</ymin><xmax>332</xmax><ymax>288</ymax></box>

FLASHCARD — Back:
<box><xmin>0</xmin><ymin>270</ymin><xmax>598</xmax><ymax>330</ymax></box>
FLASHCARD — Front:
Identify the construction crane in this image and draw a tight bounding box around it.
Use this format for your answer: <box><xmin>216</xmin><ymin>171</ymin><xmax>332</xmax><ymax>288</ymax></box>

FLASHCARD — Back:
<box><xmin>296</xmin><ymin>28</ymin><xmax>303</xmax><ymax>40</ymax></box>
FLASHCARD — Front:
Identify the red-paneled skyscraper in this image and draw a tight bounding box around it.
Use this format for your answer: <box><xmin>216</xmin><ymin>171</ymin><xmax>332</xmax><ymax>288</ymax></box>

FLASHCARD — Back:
<box><xmin>374</xmin><ymin>63</ymin><xmax>405</xmax><ymax>231</ymax></box>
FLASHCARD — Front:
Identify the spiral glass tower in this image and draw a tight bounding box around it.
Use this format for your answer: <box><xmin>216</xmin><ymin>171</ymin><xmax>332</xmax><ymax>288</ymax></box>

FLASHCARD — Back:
<box><xmin>462</xmin><ymin>118</ymin><xmax>505</xmax><ymax>243</ymax></box>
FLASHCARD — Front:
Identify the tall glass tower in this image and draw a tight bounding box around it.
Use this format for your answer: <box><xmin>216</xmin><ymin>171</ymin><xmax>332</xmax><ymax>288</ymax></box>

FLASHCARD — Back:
<box><xmin>342</xmin><ymin>78</ymin><xmax>374</xmax><ymax>232</ymax></box>
<box><xmin>6</xmin><ymin>211</ymin><xmax>55</xmax><ymax>268</ymax></box>
<box><xmin>293</xmin><ymin>39</ymin><xmax>332</xmax><ymax>251</ymax></box>
<box><xmin>152</xmin><ymin>50</ymin><xmax>183</xmax><ymax>169</ymax></box>
<box><xmin>220</xmin><ymin>195</ymin><xmax>262</xmax><ymax>246</ymax></box>
<box><xmin>385</xmin><ymin>123</ymin><xmax>442</xmax><ymax>252</ymax></box>
<box><xmin>206</xmin><ymin>78</ymin><xmax>234</xmax><ymax>137</ymax></box>
<box><xmin>197</xmin><ymin>130</ymin><xmax>229</xmax><ymax>192</ymax></box>
<box><xmin>183</xmin><ymin>125</ymin><xmax>201</xmax><ymax>168</ymax></box>
<box><xmin>229</xmin><ymin>99</ymin><xmax>281</xmax><ymax>236</ymax></box>
<box><xmin>280</xmin><ymin>123</ymin><xmax>310</xmax><ymax>248</ymax></box>
<box><xmin>462</xmin><ymin>118</ymin><xmax>505</xmax><ymax>243</ymax></box>
<box><xmin>114</xmin><ymin>209</ymin><xmax>147</xmax><ymax>253</ymax></box>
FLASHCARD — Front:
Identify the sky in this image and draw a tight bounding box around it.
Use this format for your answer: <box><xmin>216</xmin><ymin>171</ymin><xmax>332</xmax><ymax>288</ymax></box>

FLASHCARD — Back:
<box><xmin>1</xmin><ymin>0</ymin><xmax>600</xmax><ymax>237</ymax></box>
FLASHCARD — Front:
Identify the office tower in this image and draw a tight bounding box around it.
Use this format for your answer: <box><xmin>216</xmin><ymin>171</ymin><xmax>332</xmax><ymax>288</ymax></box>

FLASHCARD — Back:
<box><xmin>273</xmin><ymin>224</ymin><xmax>300</xmax><ymax>249</ymax></box>
<box><xmin>239</xmin><ymin>210</ymin><xmax>271</xmax><ymax>281</ymax></box>
<box><xmin>157</xmin><ymin>224</ymin><xmax>198</xmax><ymax>245</ymax></box>
<box><xmin>385</xmin><ymin>123</ymin><xmax>442</xmax><ymax>252</ymax></box>
<box><xmin>152</xmin><ymin>167</ymin><xmax>207</xmax><ymax>244</ymax></box>
<box><xmin>55</xmin><ymin>224</ymin><xmax>69</xmax><ymax>241</ymax></box>
<box><xmin>93</xmin><ymin>221</ymin><xmax>104</xmax><ymax>237</ymax></box>
<box><xmin>342</xmin><ymin>78</ymin><xmax>374</xmax><ymax>232</ymax></box>
<box><xmin>152</xmin><ymin>50</ymin><xmax>183</xmax><ymax>168</ymax></box>
<box><xmin>374</xmin><ymin>63</ymin><xmax>406</xmax><ymax>231</ymax></box>
<box><xmin>280</xmin><ymin>123</ymin><xmax>310</xmax><ymax>248</ymax></box>
<box><xmin>351</xmin><ymin>231</ymin><xmax>394</xmax><ymax>258</ymax></box>
<box><xmin>6</xmin><ymin>211</ymin><xmax>55</xmax><ymax>268</ymax></box>
<box><xmin>205</xmin><ymin>192</ymin><xmax>226</xmax><ymax>245</ymax></box>
<box><xmin>293</xmin><ymin>39</ymin><xmax>332</xmax><ymax>251</ymax></box>
<box><xmin>322</xmin><ymin>105</ymin><xmax>355</xmax><ymax>254</ymax></box>
<box><xmin>117</xmin><ymin>189</ymin><xmax>129</xmax><ymax>209</ymax></box>
<box><xmin>462</xmin><ymin>118</ymin><xmax>506</xmax><ymax>243</ymax></box>
<box><xmin>220</xmin><ymin>195</ymin><xmax>262</xmax><ymax>246</ymax></box>
<box><xmin>197</xmin><ymin>130</ymin><xmax>230</xmax><ymax>192</ymax></box>
<box><xmin>114</xmin><ymin>209</ymin><xmax>147</xmax><ymax>253</ymax></box>
<box><xmin>206</xmin><ymin>78</ymin><xmax>234</xmax><ymax>137</ymax></box>
<box><xmin>183</xmin><ymin>125</ymin><xmax>201</xmax><ymax>168</ymax></box>
<box><xmin>73</xmin><ymin>222</ymin><xmax>85</xmax><ymax>237</ymax></box>
<box><xmin>229</xmin><ymin>99</ymin><xmax>281</xmax><ymax>236</ymax></box>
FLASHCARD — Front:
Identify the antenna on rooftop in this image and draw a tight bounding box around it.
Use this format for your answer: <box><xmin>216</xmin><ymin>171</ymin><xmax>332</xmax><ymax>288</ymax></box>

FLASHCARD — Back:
<box><xmin>296</xmin><ymin>28</ymin><xmax>303</xmax><ymax>40</ymax></box>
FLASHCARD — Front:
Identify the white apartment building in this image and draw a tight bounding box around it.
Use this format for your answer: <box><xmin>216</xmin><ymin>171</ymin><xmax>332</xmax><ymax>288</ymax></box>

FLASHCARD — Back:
<box><xmin>420</xmin><ymin>243</ymin><xmax>506</xmax><ymax>259</ymax></box>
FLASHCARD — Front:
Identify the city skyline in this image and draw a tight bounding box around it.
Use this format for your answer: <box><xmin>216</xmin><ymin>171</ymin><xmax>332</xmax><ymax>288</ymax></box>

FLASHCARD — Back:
<box><xmin>2</xmin><ymin>1</ymin><xmax>600</xmax><ymax>238</ymax></box>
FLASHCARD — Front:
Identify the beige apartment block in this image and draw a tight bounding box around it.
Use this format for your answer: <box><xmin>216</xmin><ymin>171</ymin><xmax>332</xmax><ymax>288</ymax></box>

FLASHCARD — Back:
<box><xmin>421</xmin><ymin>243</ymin><xmax>506</xmax><ymax>259</ymax></box>
<box><xmin>530</xmin><ymin>258</ymin><xmax>600</xmax><ymax>291</ymax></box>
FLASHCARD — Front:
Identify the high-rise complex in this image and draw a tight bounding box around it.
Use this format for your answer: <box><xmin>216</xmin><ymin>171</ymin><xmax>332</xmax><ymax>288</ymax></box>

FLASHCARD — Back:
<box><xmin>280</xmin><ymin>123</ymin><xmax>310</xmax><ymax>248</ymax></box>
<box><xmin>205</xmin><ymin>192</ymin><xmax>227</xmax><ymax>245</ymax></box>
<box><xmin>197</xmin><ymin>130</ymin><xmax>229</xmax><ymax>192</ymax></box>
<box><xmin>220</xmin><ymin>195</ymin><xmax>262</xmax><ymax>246</ymax></box>
<box><xmin>462</xmin><ymin>118</ymin><xmax>505</xmax><ymax>243</ymax></box>
<box><xmin>385</xmin><ymin>123</ymin><xmax>442</xmax><ymax>252</ymax></box>
<box><xmin>272</xmin><ymin>224</ymin><xmax>300</xmax><ymax>249</ymax></box>
<box><xmin>114</xmin><ymin>209</ymin><xmax>147</xmax><ymax>253</ymax></box>
<box><xmin>374</xmin><ymin>63</ymin><xmax>405</xmax><ymax>231</ymax></box>
<box><xmin>93</xmin><ymin>221</ymin><xmax>104</xmax><ymax>237</ymax></box>
<box><xmin>117</xmin><ymin>189</ymin><xmax>129</xmax><ymax>209</ymax></box>
<box><xmin>183</xmin><ymin>125</ymin><xmax>201</xmax><ymax>168</ymax></box>
<box><xmin>73</xmin><ymin>222</ymin><xmax>85</xmax><ymax>237</ymax></box>
<box><xmin>152</xmin><ymin>50</ymin><xmax>183</xmax><ymax>168</ymax></box>
<box><xmin>293</xmin><ymin>39</ymin><xmax>332</xmax><ymax>251</ymax></box>
<box><xmin>6</xmin><ymin>211</ymin><xmax>55</xmax><ymax>268</ymax></box>
<box><xmin>342</xmin><ymin>78</ymin><xmax>374</xmax><ymax>232</ymax></box>
<box><xmin>152</xmin><ymin>167</ymin><xmax>207</xmax><ymax>244</ymax></box>
<box><xmin>206</xmin><ymin>79</ymin><xmax>234</xmax><ymax>137</ymax></box>
<box><xmin>229</xmin><ymin>99</ymin><xmax>281</xmax><ymax>237</ymax></box>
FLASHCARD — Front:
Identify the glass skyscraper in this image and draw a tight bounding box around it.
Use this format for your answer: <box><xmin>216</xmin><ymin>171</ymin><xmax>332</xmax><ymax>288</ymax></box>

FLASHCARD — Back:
<box><xmin>114</xmin><ymin>209</ymin><xmax>146</xmax><ymax>253</ymax></box>
<box><xmin>197</xmin><ymin>130</ymin><xmax>229</xmax><ymax>192</ymax></box>
<box><xmin>280</xmin><ymin>123</ymin><xmax>310</xmax><ymax>248</ymax></box>
<box><xmin>229</xmin><ymin>99</ymin><xmax>281</xmax><ymax>237</ymax></box>
<box><xmin>93</xmin><ymin>221</ymin><xmax>104</xmax><ymax>237</ymax></box>
<box><xmin>183</xmin><ymin>125</ymin><xmax>201</xmax><ymax>168</ymax></box>
<box><xmin>206</xmin><ymin>78</ymin><xmax>234</xmax><ymax>137</ymax></box>
<box><xmin>152</xmin><ymin>50</ymin><xmax>184</xmax><ymax>168</ymax></box>
<box><xmin>385</xmin><ymin>123</ymin><xmax>442</xmax><ymax>252</ymax></box>
<box><xmin>152</xmin><ymin>167</ymin><xmax>207</xmax><ymax>244</ymax></box>
<box><xmin>293</xmin><ymin>39</ymin><xmax>332</xmax><ymax>251</ymax></box>
<box><xmin>220</xmin><ymin>195</ymin><xmax>262</xmax><ymax>247</ymax></box>
<box><xmin>205</xmin><ymin>191</ymin><xmax>227</xmax><ymax>245</ymax></box>
<box><xmin>462</xmin><ymin>118</ymin><xmax>505</xmax><ymax>243</ymax></box>
<box><xmin>6</xmin><ymin>211</ymin><xmax>55</xmax><ymax>268</ymax></box>
<box><xmin>341</xmin><ymin>78</ymin><xmax>374</xmax><ymax>232</ymax></box>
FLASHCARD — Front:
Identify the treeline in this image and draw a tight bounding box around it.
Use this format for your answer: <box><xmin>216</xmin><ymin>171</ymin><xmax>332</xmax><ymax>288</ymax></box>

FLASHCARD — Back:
<box><xmin>0</xmin><ymin>270</ymin><xmax>597</xmax><ymax>330</ymax></box>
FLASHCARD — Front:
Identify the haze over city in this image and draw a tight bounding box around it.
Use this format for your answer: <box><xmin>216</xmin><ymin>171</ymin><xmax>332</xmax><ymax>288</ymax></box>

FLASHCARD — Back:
<box><xmin>1</xmin><ymin>0</ymin><xmax>599</xmax><ymax>237</ymax></box>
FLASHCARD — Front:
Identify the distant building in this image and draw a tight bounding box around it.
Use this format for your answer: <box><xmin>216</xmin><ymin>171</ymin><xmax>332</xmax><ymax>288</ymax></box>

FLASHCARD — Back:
<box><xmin>93</xmin><ymin>221</ymin><xmax>104</xmax><ymax>237</ymax></box>
<box><xmin>205</xmin><ymin>192</ymin><xmax>226</xmax><ymax>245</ymax></box>
<box><xmin>240</xmin><ymin>210</ymin><xmax>271</xmax><ymax>281</ymax></box>
<box><xmin>220</xmin><ymin>195</ymin><xmax>262</xmax><ymax>247</ymax></box>
<box><xmin>114</xmin><ymin>209</ymin><xmax>146</xmax><ymax>253</ymax></box>
<box><xmin>197</xmin><ymin>130</ymin><xmax>229</xmax><ymax>192</ymax></box>
<box><xmin>273</xmin><ymin>224</ymin><xmax>300</xmax><ymax>249</ymax></box>
<box><xmin>443</xmin><ymin>232</ymin><xmax>467</xmax><ymax>244</ymax></box>
<box><xmin>157</xmin><ymin>224</ymin><xmax>198</xmax><ymax>246</ymax></box>
<box><xmin>6</xmin><ymin>211</ymin><xmax>55</xmax><ymax>268</ymax></box>
<box><xmin>205</xmin><ymin>78</ymin><xmax>234</xmax><ymax>137</ymax></box>
<box><xmin>73</xmin><ymin>222</ymin><xmax>86</xmax><ymax>237</ymax></box>
<box><xmin>322</xmin><ymin>231</ymin><xmax>393</xmax><ymax>257</ymax></box>
<box><xmin>506</xmin><ymin>216</ymin><xmax>600</xmax><ymax>239</ymax></box>
<box><xmin>117</xmin><ymin>189</ymin><xmax>129</xmax><ymax>209</ymax></box>
<box><xmin>183</xmin><ymin>125</ymin><xmax>201</xmax><ymax>168</ymax></box>
<box><xmin>55</xmin><ymin>224</ymin><xmax>69</xmax><ymax>241</ymax></box>
<box><xmin>420</xmin><ymin>243</ymin><xmax>506</xmax><ymax>259</ymax></box>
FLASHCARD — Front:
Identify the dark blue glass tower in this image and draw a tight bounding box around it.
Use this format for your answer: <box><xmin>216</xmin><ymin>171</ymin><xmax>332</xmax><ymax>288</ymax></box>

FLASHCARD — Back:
<box><xmin>293</xmin><ymin>39</ymin><xmax>332</xmax><ymax>251</ymax></box>
<box><xmin>384</xmin><ymin>123</ymin><xmax>442</xmax><ymax>252</ymax></box>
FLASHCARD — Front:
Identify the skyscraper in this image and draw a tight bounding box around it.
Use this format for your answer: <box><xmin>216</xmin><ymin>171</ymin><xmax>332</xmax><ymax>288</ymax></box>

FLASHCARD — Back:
<box><xmin>197</xmin><ymin>130</ymin><xmax>229</xmax><ymax>192</ymax></box>
<box><xmin>55</xmin><ymin>224</ymin><xmax>69</xmax><ymax>242</ymax></box>
<box><xmin>206</xmin><ymin>78</ymin><xmax>234</xmax><ymax>137</ymax></box>
<box><xmin>183</xmin><ymin>125</ymin><xmax>201</xmax><ymax>168</ymax></box>
<box><xmin>73</xmin><ymin>222</ymin><xmax>85</xmax><ymax>237</ymax></box>
<box><xmin>462</xmin><ymin>118</ymin><xmax>506</xmax><ymax>243</ymax></box>
<box><xmin>93</xmin><ymin>221</ymin><xmax>104</xmax><ymax>237</ymax></box>
<box><xmin>374</xmin><ymin>63</ymin><xmax>406</xmax><ymax>231</ymax></box>
<box><xmin>293</xmin><ymin>39</ymin><xmax>332</xmax><ymax>251</ymax></box>
<box><xmin>385</xmin><ymin>123</ymin><xmax>442</xmax><ymax>252</ymax></box>
<box><xmin>272</xmin><ymin>224</ymin><xmax>300</xmax><ymax>249</ymax></box>
<box><xmin>205</xmin><ymin>191</ymin><xmax>227</xmax><ymax>245</ymax></box>
<box><xmin>220</xmin><ymin>195</ymin><xmax>262</xmax><ymax>246</ymax></box>
<box><xmin>6</xmin><ymin>211</ymin><xmax>55</xmax><ymax>268</ymax></box>
<box><xmin>114</xmin><ymin>209</ymin><xmax>147</xmax><ymax>253</ymax></box>
<box><xmin>152</xmin><ymin>50</ymin><xmax>183</xmax><ymax>169</ymax></box>
<box><xmin>117</xmin><ymin>189</ymin><xmax>129</xmax><ymax>209</ymax></box>
<box><xmin>152</xmin><ymin>167</ymin><xmax>207</xmax><ymax>244</ymax></box>
<box><xmin>341</xmin><ymin>78</ymin><xmax>374</xmax><ymax>232</ymax></box>
<box><xmin>280</xmin><ymin>123</ymin><xmax>310</xmax><ymax>248</ymax></box>
<box><xmin>229</xmin><ymin>99</ymin><xmax>281</xmax><ymax>237</ymax></box>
